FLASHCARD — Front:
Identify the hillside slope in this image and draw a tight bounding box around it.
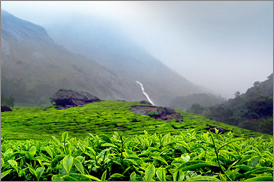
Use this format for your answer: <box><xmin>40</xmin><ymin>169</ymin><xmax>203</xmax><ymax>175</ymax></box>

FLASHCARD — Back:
<box><xmin>1</xmin><ymin>100</ymin><xmax>271</xmax><ymax>140</ymax></box>
<box><xmin>1</xmin><ymin>10</ymin><xmax>208</xmax><ymax>107</ymax></box>
<box><xmin>46</xmin><ymin>14</ymin><xmax>208</xmax><ymax>106</ymax></box>
<box><xmin>1</xmin><ymin>10</ymin><xmax>150</xmax><ymax>105</ymax></box>
<box><xmin>187</xmin><ymin>73</ymin><xmax>273</xmax><ymax>135</ymax></box>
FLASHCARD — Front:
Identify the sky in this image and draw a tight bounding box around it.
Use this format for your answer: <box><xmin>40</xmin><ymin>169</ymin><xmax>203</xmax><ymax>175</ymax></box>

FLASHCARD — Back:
<box><xmin>1</xmin><ymin>1</ymin><xmax>273</xmax><ymax>99</ymax></box>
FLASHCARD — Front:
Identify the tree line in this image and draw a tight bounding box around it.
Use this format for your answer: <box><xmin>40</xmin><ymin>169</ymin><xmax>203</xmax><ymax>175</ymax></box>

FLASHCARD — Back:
<box><xmin>1</xmin><ymin>94</ymin><xmax>15</xmax><ymax>107</ymax></box>
<box><xmin>187</xmin><ymin>73</ymin><xmax>273</xmax><ymax>135</ymax></box>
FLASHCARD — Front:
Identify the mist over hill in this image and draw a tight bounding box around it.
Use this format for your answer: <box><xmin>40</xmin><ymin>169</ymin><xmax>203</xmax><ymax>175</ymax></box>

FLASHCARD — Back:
<box><xmin>45</xmin><ymin>14</ymin><xmax>209</xmax><ymax>106</ymax></box>
<box><xmin>186</xmin><ymin>74</ymin><xmax>273</xmax><ymax>135</ymax></box>
<box><xmin>1</xmin><ymin>10</ymin><xmax>208</xmax><ymax>105</ymax></box>
<box><xmin>1</xmin><ymin>10</ymin><xmax>145</xmax><ymax>105</ymax></box>
<box><xmin>1</xmin><ymin>10</ymin><xmax>207</xmax><ymax>106</ymax></box>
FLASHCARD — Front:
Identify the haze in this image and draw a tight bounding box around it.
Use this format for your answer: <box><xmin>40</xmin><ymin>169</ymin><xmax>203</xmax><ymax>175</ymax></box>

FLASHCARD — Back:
<box><xmin>2</xmin><ymin>1</ymin><xmax>273</xmax><ymax>99</ymax></box>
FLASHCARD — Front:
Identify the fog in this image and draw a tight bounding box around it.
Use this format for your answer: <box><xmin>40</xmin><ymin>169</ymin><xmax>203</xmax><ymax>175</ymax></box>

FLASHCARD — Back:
<box><xmin>2</xmin><ymin>1</ymin><xmax>273</xmax><ymax>99</ymax></box>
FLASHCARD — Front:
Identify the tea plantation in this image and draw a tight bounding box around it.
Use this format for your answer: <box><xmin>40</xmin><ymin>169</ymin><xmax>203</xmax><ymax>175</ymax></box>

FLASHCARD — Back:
<box><xmin>1</xmin><ymin>100</ymin><xmax>273</xmax><ymax>181</ymax></box>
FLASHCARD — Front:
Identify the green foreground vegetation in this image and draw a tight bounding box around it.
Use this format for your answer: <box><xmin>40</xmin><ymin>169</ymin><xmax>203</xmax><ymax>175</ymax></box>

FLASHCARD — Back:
<box><xmin>1</xmin><ymin>131</ymin><xmax>273</xmax><ymax>181</ymax></box>
<box><xmin>1</xmin><ymin>100</ymin><xmax>273</xmax><ymax>181</ymax></box>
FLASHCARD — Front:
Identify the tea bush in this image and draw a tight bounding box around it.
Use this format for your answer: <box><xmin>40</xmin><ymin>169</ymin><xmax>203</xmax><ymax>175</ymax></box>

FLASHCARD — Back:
<box><xmin>1</xmin><ymin>101</ymin><xmax>271</xmax><ymax>140</ymax></box>
<box><xmin>1</xmin><ymin>131</ymin><xmax>273</xmax><ymax>181</ymax></box>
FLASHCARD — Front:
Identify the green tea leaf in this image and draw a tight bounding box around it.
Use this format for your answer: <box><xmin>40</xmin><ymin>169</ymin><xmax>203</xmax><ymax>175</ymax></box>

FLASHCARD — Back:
<box><xmin>52</xmin><ymin>175</ymin><xmax>63</xmax><ymax>181</ymax></box>
<box><xmin>156</xmin><ymin>168</ymin><xmax>166</xmax><ymax>181</ymax></box>
<box><xmin>36</xmin><ymin>167</ymin><xmax>45</xmax><ymax>181</ymax></box>
<box><xmin>218</xmin><ymin>173</ymin><xmax>227</xmax><ymax>181</ymax></box>
<box><xmin>153</xmin><ymin>156</ymin><xmax>168</xmax><ymax>165</ymax></box>
<box><xmin>84</xmin><ymin>174</ymin><xmax>101</xmax><ymax>181</ymax></box>
<box><xmin>1</xmin><ymin>158</ymin><xmax>4</xmax><ymax>167</ymax></box>
<box><xmin>51</xmin><ymin>155</ymin><xmax>65</xmax><ymax>169</ymax></box>
<box><xmin>244</xmin><ymin>167</ymin><xmax>273</xmax><ymax>176</ymax></box>
<box><xmin>247</xmin><ymin>156</ymin><xmax>261</xmax><ymax>167</ymax></box>
<box><xmin>145</xmin><ymin>164</ymin><xmax>156</xmax><ymax>181</ymax></box>
<box><xmin>86</xmin><ymin>147</ymin><xmax>96</xmax><ymax>156</ymax></box>
<box><xmin>233</xmin><ymin>165</ymin><xmax>252</xmax><ymax>171</ymax></box>
<box><xmin>28</xmin><ymin>146</ymin><xmax>36</xmax><ymax>157</ymax></box>
<box><xmin>186</xmin><ymin>175</ymin><xmax>220</xmax><ymax>181</ymax></box>
<box><xmin>173</xmin><ymin>170</ymin><xmax>184</xmax><ymax>181</ymax></box>
<box><xmin>63</xmin><ymin>155</ymin><xmax>73</xmax><ymax>174</ymax></box>
<box><xmin>218</xmin><ymin>138</ymin><xmax>244</xmax><ymax>150</ymax></box>
<box><xmin>44</xmin><ymin>146</ymin><xmax>53</xmax><ymax>158</ymax></box>
<box><xmin>52</xmin><ymin>136</ymin><xmax>61</xmax><ymax>146</ymax></box>
<box><xmin>100</xmin><ymin>134</ymin><xmax>112</xmax><ymax>143</ymax></box>
<box><xmin>176</xmin><ymin>141</ymin><xmax>191</xmax><ymax>152</ymax></box>
<box><xmin>244</xmin><ymin>176</ymin><xmax>273</xmax><ymax>181</ymax></box>
<box><xmin>63</xmin><ymin>173</ymin><xmax>91</xmax><ymax>181</ymax></box>
<box><xmin>179</xmin><ymin>163</ymin><xmax>217</xmax><ymax>171</ymax></box>
<box><xmin>8</xmin><ymin>160</ymin><xmax>18</xmax><ymax>172</ymax></box>
<box><xmin>101</xmin><ymin>143</ymin><xmax>119</xmax><ymax>149</ymax></box>
<box><xmin>130</xmin><ymin>172</ymin><xmax>136</xmax><ymax>181</ymax></box>
<box><xmin>101</xmin><ymin>170</ymin><xmax>107</xmax><ymax>181</ymax></box>
<box><xmin>73</xmin><ymin>158</ymin><xmax>85</xmax><ymax>174</ymax></box>
<box><xmin>61</xmin><ymin>175</ymin><xmax>77</xmax><ymax>181</ymax></box>
<box><xmin>109</xmin><ymin>173</ymin><xmax>125</xmax><ymax>180</ymax></box>
<box><xmin>28</xmin><ymin>165</ymin><xmax>37</xmax><ymax>177</ymax></box>
<box><xmin>1</xmin><ymin>169</ymin><xmax>12</xmax><ymax>179</ymax></box>
<box><xmin>76</xmin><ymin>156</ymin><xmax>85</xmax><ymax>163</ymax></box>
<box><xmin>61</xmin><ymin>132</ymin><xmax>69</xmax><ymax>142</ymax></box>
<box><xmin>181</xmin><ymin>154</ymin><xmax>190</xmax><ymax>162</ymax></box>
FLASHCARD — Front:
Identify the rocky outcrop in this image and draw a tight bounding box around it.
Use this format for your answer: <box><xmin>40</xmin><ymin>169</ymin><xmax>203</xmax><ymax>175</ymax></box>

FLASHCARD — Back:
<box><xmin>131</xmin><ymin>105</ymin><xmax>182</xmax><ymax>122</ymax></box>
<box><xmin>209</xmin><ymin>127</ymin><xmax>225</xmax><ymax>134</ymax></box>
<box><xmin>1</xmin><ymin>105</ymin><xmax>12</xmax><ymax>112</ymax></box>
<box><xmin>139</xmin><ymin>100</ymin><xmax>152</xmax><ymax>105</ymax></box>
<box><xmin>53</xmin><ymin>89</ymin><xmax>101</xmax><ymax>108</ymax></box>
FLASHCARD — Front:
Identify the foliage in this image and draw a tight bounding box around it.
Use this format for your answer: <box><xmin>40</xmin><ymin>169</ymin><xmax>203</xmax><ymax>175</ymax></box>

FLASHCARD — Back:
<box><xmin>1</xmin><ymin>100</ymin><xmax>271</xmax><ymax>140</ymax></box>
<box><xmin>1</xmin><ymin>131</ymin><xmax>272</xmax><ymax>181</ymax></box>
<box><xmin>186</xmin><ymin>74</ymin><xmax>273</xmax><ymax>135</ymax></box>
<box><xmin>1</xmin><ymin>94</ymin><xmax>15</xmax><ymax>107</ymax></box>
<box><xmin>148</xmin><ymin>111</ymin><xmax>160</xmax><ymax>116</ymax></box>
<box><xmin>245</xmin><ymin>95</ymin><xmax>273</xmax><ymax>119</ymax></box>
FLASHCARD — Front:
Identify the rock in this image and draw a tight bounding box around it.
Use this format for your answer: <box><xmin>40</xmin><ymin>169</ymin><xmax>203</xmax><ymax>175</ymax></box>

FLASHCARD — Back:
<box><xmin>1</xmin><ymin>105</ymin><xmax>12</xmax><ymax>112</ymax></box>
<box><xmin>53</xmin><ymin>89</ymin><xmax>101</xmax><ymax>107</ymax></box>
<box><xmin>209</xmin><ymin>127</ymin><xmax>225</xmax><ymax>134</ymax></box>
<box><xmin>139</xmin><ymin>100</ymin><xmax>152</xmax><ymax>105</ymax></box>
<box><xmin>132</xmin><ymin>118</ymin><xmax>138</xmax><ymax>122</ymax></box>
<box><xmin>131</xmin><ymin>105</ymin><xmax>182</xmax><ymax>122</ymax></box>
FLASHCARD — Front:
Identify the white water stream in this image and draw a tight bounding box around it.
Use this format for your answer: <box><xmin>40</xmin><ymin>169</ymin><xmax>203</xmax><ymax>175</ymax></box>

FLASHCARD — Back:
<box><xmin>136</xmin><ymin>81</ymin><xmax>155</xmax><ymax>105</ymax></box>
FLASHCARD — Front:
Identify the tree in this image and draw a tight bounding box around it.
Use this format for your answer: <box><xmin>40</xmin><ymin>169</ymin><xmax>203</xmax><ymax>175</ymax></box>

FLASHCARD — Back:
<box><xmin>49</xmin><ymin>97</ymin><xmax>55</xmax><ymax>106</ymax></box>
<box><xmin>1</xmin><ymin>94</ymin><xmax>15</xmax><ymax>107</ymax></box>
<box><xmin>245</xmin><ymin>94</ymin><xmax>273</xmax><ymax>118</ymax></box>
<box><xmin>234</xmin><ymin>91</ymin><xmax>240</xmax><ymax>99</ymax></box>
<box><xmin>253</xmin><ymin>81</ymin><xmax>261</xmax><ymax>87</ymax></box>
<box><xmin>259</xmin><ymin>118</ymin><xmax>273</xmax><ymax>135</ymax></box>
<box><xmin>7</xmin><ymin>96</ymin><xmax>15</xmax><ymax>107</ymax></box>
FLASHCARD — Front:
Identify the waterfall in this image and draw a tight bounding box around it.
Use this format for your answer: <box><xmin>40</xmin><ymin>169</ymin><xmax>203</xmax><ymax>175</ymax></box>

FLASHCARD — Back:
<box><xmin>136</xmin><ymin>81</ymin><xmax>155</xmax><ymax>105</ymax></box>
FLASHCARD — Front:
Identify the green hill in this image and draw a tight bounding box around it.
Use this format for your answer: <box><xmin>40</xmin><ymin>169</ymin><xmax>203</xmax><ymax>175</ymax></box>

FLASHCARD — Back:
<box><xmin>1</xmin><ymin>100</ymin><xmax>271</xmax><ymax>140</ymax></box>
<box><xmin>186</xmin><ymin>73</ymin><xmax>273</xmax><ymax>135</ymax></box>
<box><xmin>1</xmin><ymin>100</ymin><xmax>273</xmax><ymax>181</ymax></box>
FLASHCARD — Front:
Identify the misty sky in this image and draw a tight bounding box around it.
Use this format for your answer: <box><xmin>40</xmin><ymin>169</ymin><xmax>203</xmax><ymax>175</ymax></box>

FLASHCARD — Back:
<box><xmin>1</xmin><ymin>1</ymin><xmax>273</xmax><ymax>99</ymax></box>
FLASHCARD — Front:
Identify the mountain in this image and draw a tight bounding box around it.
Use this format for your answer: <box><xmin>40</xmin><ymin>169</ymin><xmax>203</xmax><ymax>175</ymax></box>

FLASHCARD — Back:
<box><xmin>1</xmin><ymin>10</ymin><xmax>206</xmax><ymax>106</ymax></box>
<box><xmin>1</xmin><ymin>10</ymin><xmax>146</xmax><ymax>105</ymax></box>
<box><xmin>45</xmin><ymin>14</ymin><xmax>208</xmax><ymax>105</ymax></box>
